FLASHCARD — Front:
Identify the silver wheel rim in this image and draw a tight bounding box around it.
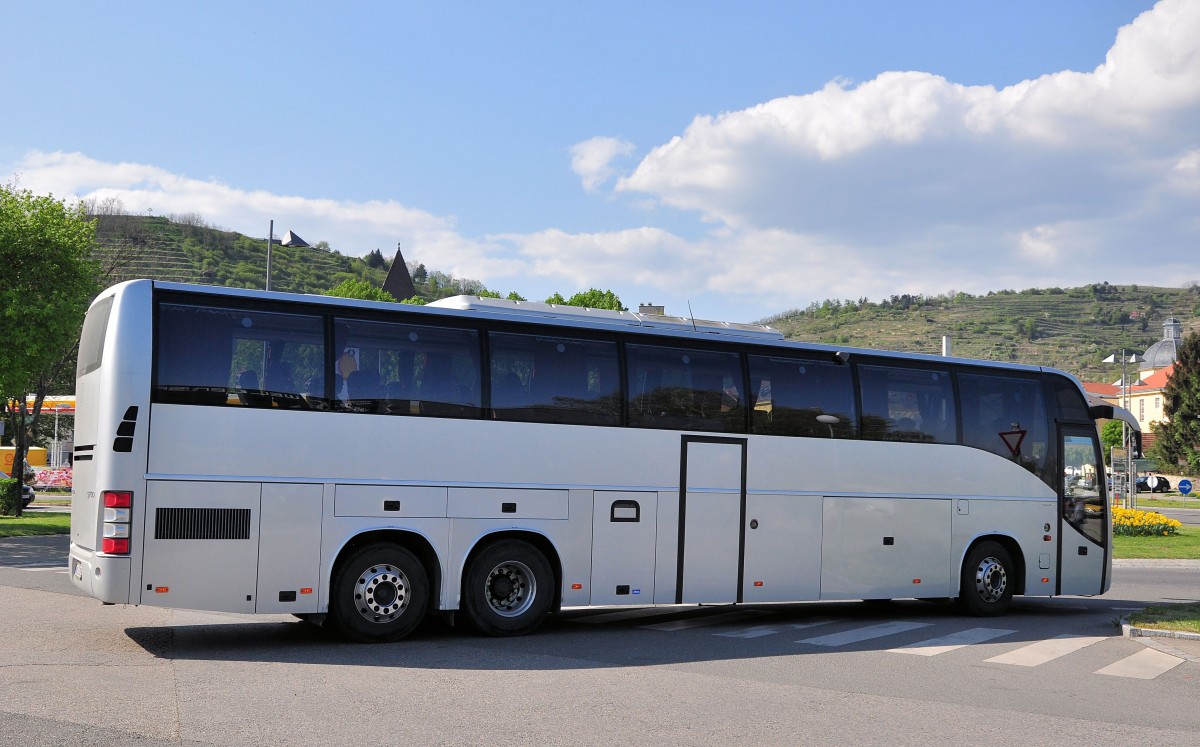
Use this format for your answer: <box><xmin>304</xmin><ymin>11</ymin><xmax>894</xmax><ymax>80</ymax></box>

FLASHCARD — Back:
<box><xmin>973</xmin><ymin>556</ymin><xmax>1007</xmax><ymax>603</ymax></box>
<box><xmin>484</xmin><ymin>560</ymin><xmax>536</xmax><ymax>618</ymax></box>
<box><xmin>353</xmin><ymin>563</ymin><xmax>410</xmax><ymax>624</ymax></box>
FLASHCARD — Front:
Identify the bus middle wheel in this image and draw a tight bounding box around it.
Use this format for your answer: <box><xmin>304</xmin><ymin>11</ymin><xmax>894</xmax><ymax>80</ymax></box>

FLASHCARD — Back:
<box><xmin>462</xmin><ymin>539</ymin><xmax>553</xmax><ymax>636</ymax></box>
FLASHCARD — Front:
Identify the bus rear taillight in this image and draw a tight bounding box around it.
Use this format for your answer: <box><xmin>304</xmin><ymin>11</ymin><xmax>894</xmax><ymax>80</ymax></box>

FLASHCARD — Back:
<box><xmin>101</xmin><ymin>491</ymin><xmax>133</xmax><ymax>555</ymax></box>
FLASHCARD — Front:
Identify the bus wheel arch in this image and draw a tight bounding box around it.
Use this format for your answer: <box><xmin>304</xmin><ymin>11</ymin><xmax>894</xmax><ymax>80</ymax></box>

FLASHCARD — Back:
<box><xmin>328</xmin><ymin>530</ymin><xmax>441</xmax><ymax>643</ymax></box>
<box><xmin>958</xmin><ymin>536</ymin><xmax>1023</xmax><ymax>616</ymax></box>
<box><xmin>460</xmin><ymin>531</ymin><xmax>561</xmax><ymax>637</ymax></box>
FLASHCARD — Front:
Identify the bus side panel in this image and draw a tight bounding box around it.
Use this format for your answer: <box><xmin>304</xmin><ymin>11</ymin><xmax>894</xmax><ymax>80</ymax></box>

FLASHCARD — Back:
<box><xmin>256</xmin><ymin>483</ymin><xmax>323</xmax><ymax>614</ymax></box>
<box><xmin>443</xmin><ymin>488</ymin><xmax>589</xmax><ymax>612</ymax></box>
<box><xmin>952</xmin><ymin>499</ymin><xmax>1058</xmax><ymax>598</ymax></box>
<box><xmin>590</xmin><ymin>491</ymin><xmax>657</xmax><ymax>605</ymax></box>
<box><xmin>651</xmin><ymin>491</ymin><xmax>680</xmax><ymax>605</ymax></box>
<box><xmin>742</xmin><ymin>493</ymin><xmax>822</xmax><ymax>602</ymax></box>
<box><xmin>821</xmin><ymin>496</ymin><xmax>952</xmax><ymax>599</ymax></box>
<box><xmin>141</xmin><ymin>480</ymin><xmax>261</xmax><ymax>613</ymax></box>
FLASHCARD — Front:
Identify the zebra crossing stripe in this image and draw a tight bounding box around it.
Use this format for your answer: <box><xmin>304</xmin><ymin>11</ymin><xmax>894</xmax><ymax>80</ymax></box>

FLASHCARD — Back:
<box><xmin>888</xmin><ymin>627</ymin><xmax>1015</xmax><ymax>656</ymax></box>
<box><xmin>1095</xmin><ymin>648</ymin><xmax>1184</xmax><ymax>679</ymax></box>
<box><xmin>798</xmin><ymin>621</ymin><xmax>932</xmax><ymax>647</ymax></box>
<box><xmin>984</xmin><ymin>634</ymin><xmax>1107</xmax><ymax>666</ymax></box>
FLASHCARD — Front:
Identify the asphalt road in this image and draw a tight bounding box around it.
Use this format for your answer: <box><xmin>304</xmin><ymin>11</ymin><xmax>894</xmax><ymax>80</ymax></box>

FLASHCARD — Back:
<box><xmin>1</xmin><ymin>535</ymin><xmax>1198</xmax><ymax>746</ymax></box>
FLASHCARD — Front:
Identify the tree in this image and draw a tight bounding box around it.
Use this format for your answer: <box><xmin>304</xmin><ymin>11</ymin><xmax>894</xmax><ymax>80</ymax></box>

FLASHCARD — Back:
<box><xmin>544</xmin><ymin>289</ymin><xmax>626</xmax><ymax>311</ymax></box>
<box><xmin>364</xmin><ymin>249</ymin><xmax>386</xmax><ymax>269</ymax></box>
<box><xmin>1149</xmin><ymin>331</ymin><xmax>1200</xmax><ymax>474</ymax></box>
<box><xmin>323</xmin><ymin>279</ymin><xmax>396</xmax><ymax>302</ymax></box>
<box><xmin>1100</xmin><ymin>420</ymin><xmax>1124</xmax><ymax>465</ymax></box>
<box><xmin>0</xmin><ymin>186</ymin><xmax>99</xmax><ymax>515</ymax></box>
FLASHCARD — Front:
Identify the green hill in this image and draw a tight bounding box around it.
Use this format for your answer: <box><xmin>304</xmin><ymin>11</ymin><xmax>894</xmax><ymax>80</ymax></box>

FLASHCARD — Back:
<box><xmin>90</xmin><ymin>214</ymin><xmax>389</xmax><ymax>293</ymax></box>
<box><xmin>762</xmin><ymin>284</ymin><xmax>1200</xmax><ymax>382</ymax></box>
<box><xmin>89</xmin><ymin>215</ymin><xmax>1199</xmax><ymax>382</ymax></box>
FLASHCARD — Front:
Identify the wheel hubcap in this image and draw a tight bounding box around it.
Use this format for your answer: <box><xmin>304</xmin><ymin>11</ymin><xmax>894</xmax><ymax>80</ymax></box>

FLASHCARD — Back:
<box><xmin>974</xmin><ymin>556</ymin><xmax>1007</xmax><ymax>603</ymax></box>
<box><xmin>354</xmin><ymin>563</ymin><xmax>410</xmax><ymax>623</ymax></box>
<box><xmin>484</xmin><ymin>560</ymin><xmax>536</xmax><ymax>618</ymax></box>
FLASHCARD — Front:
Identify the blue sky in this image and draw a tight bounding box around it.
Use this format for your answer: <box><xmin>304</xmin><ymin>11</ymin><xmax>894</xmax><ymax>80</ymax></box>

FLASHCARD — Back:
<box><xmin>4</xmin><ymin>1</ymin><xmax>1196</xmax><ymax>323</ymax></box>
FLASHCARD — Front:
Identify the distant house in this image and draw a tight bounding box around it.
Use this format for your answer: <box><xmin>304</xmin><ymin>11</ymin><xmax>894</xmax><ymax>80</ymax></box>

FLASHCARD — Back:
<box><xmin>1084</xmin><ymin>364</ymin><xmax>1173</xmax><ymax>452</ymax></box>
<box><xmin>1081</xmin><ymin>317</ymin><xmax>1187</xmax><ymax>453</ymax></box>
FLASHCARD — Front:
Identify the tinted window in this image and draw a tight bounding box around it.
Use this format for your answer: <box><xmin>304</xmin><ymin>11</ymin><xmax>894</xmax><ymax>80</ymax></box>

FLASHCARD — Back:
<box><xmin>155</xmin><ymin>303</ymin><xmax>324</xmax><ymax>409</ymax></box>
<box><xmin>626</xmin><ymin>344</ymin><xmax>743</xmax><ymax>432</ymax></box>
<box><xmin>748</xmin><ymin>355</ymin><xmax>856</xmax><ymax>438</ymax></box>
<box><xmin>489</xmin><ymin>332</ymin><xmax>620</xmax><ymax>425</ymax></box>
<box><xmin>334</xmin><ymin>318</ymin><xmax>480</xmax><ymax>418</ymax></box>
<box><xmin>77</xmin><ymin>294</ymin><xmax>114</xmax><ymax>378</ymax></box>
<box><xmin>1050</xmin><ymin>377</ymin><xmax>1091</xmax><ymax>421</ymax></box>
<box><xmin>958</xmin><ymin>372</ymin><xmax>1051</xmax><ymax>485</ymax></box>
<box><xmin>858</xmin><ymin>364</ymin><xmax>956</xmax><ymax>443</ymax></box>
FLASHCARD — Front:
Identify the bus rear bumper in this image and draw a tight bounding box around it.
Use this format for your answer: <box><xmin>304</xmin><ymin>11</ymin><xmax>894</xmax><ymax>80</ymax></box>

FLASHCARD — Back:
<box><xmin>69</xmin><ymin>544</ymin><xmax>132</xmax><ymax>604</ymax></box>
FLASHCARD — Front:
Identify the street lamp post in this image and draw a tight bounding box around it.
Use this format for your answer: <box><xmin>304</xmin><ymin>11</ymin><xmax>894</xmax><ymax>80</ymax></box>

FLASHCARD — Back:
<box><xmin>1103</xmin><ymin>350</ymin><xmax>1143</xmax><ymax>509</ymax></box>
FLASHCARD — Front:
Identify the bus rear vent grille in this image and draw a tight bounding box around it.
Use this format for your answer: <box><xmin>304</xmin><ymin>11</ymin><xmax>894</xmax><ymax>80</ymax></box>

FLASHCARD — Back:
<box><xmin>154</xmin><ymin>508</ymin><xmax>251</xmax><ymax>540</ymax></box>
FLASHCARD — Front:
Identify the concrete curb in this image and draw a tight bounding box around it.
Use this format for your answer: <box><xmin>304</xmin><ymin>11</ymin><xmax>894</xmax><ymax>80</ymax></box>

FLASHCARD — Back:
<box><xmin>1121</xmin><ymin>615</ymin><xmax>1200</xmax><ymax>662</ymax></box>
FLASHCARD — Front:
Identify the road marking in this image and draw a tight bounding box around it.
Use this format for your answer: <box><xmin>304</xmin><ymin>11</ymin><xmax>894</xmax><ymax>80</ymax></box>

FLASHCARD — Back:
<box><xmin>888</xmin><ymin>627</ymin><xmax>1015</xmax><ymax>656</ymax></box>
<box><xmin>642</xmin><ymin>610</ymin><xmax>767</xmax><ymax>631</ymax></box>
<box><xmin>798</xmin><ymin>621</ymin><xmax>932</xmax><ymax>647</ymax></box>
<box><xmin>715</xmin><ymin>625</ymin><xmax>780</xmax><ymax>639</ymax></box>
<box><xmin>572</xmin><ymin>607</ymin><xmax>692</xmax><ymax>624</ymax></box>
<box><xmin>1095</xmin><ymin>648</ymin><xmax>1184</xmax><ymax>679</ymax></box>
<box><xmin>984</xmin><ymin>634</ymin><xmax>1107</xmax><ymax>666</ymax></box>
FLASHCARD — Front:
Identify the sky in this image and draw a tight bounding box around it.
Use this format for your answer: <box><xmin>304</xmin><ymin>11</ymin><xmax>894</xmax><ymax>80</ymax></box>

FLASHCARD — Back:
<box><xmin>3</xmin><ymin>1</ymin><xmax>1197</xmax><ymax>323</ymax></box>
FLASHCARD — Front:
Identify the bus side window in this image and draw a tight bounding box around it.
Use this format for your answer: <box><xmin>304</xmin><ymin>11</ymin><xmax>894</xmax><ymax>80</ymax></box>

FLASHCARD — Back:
<box><xmin>626</xmin><ymin>344</ymin><xmax>743</xmax><ymax>433</ymax></box>
<box><xmin>958</xmin><ymin>372</ymin><xmax>1051</xmax><ymax>487</ymax></box>
<box><xmin>748</xmin><ymin>355</ymin><xmax>856</xmax><ymax>439</ymax></box>
<box><xmin>858</xmin><ymin>364</ymin><xmax>955</xmax><ymax>444</ymax></box>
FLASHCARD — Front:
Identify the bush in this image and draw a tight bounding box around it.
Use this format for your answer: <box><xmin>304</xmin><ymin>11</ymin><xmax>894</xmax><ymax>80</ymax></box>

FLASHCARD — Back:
<box><xmin>1113</xmin><ymin>507</ymin><xmax>1182</xmax><ymax>537</ymax></box>
<box><xmin>0</xmin><ymin>478</ymin><xmax>20</xmax><ymax>516</ymax></box>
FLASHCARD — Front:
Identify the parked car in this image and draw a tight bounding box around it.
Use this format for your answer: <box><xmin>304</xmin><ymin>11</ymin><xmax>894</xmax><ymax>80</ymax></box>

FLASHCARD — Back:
<box><xmin>1135</xmin><ymin>475</ymin><xmax>1172</xmax><ymax>493</ymax></box>
<box><xmin>1</xmin><ymin>470</ymin><xmax>36</xmax><ymax>508</ymax></box>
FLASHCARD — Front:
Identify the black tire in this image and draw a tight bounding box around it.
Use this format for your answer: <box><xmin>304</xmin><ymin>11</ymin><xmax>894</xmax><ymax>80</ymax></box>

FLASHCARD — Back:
<box><xmin>958</xmin><ymin>540</ymin><xmax>1014</xmax><ymax>617</ymax></box>
<box><xmin>329</xmin><ymin>543</ymin><xmax>429</xmax><ymax>643</ymax></box>
<box><xmin>461</xmin><ymin>539</ymin><xmax>554</xmax><ymax>637</ymax></box>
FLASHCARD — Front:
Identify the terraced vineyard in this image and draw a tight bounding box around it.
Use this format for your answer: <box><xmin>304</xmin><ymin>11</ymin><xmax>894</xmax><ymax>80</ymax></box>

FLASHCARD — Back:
<box><xmin>764</xmin><ymin>284</ymin><xmax>1200</xmax><ymax>381</ymax></box>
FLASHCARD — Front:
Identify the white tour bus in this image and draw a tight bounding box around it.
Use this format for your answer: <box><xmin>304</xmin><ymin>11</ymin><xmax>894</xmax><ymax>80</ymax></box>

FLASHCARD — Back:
<box><xmin>69</xmin><ymin>280</ymin><xmax>1136</xmax><ymax>642</ymax></box>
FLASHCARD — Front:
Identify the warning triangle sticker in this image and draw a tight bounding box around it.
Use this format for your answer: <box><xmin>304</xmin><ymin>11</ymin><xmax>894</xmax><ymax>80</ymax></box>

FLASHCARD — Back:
<box><xmin>999</xmin><ymin>429</ymin><xmax>1027</xmax><ymax>458</ymax></box>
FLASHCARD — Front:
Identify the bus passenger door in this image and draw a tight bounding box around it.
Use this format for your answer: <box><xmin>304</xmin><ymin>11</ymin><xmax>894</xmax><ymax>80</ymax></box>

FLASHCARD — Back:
<box><xmin>1058</xmin><ymin>425</ymin><xmax>1108</xmax><ymax>595</ymax></box>
<box><xmin>677</xmin><ymin>437</ymin><xmax>746</xmax><ymax>604</ymax></box>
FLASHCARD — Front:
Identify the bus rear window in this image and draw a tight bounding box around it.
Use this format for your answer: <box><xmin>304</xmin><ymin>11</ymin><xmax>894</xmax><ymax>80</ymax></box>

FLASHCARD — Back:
<box><xmin>77</xmin><ymin>294</ymin><xmax>115</xmax><ymax>377</ymax></box>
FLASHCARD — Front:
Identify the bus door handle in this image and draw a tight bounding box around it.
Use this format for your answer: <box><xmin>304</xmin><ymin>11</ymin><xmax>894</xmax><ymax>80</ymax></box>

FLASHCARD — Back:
<box><xmin>610</xmin><ymin>500</ymin><xmax>640</xmax><ymax>522</ymax></box>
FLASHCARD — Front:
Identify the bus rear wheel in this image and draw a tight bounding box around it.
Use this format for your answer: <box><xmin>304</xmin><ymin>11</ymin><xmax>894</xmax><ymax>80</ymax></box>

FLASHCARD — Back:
<box><xmin>329</xmin><ymin>543</ymin><xmax>429</xmax><ymax>643</ymax></box>
<box><xmin>958</xmin><ymin>540</ymin><xmax>1014</xmax><ymax>617</ymax></box>
<box><xmin>461</xmin><ymin>539</ymin><xmax>553</xmax><ymax>637</ymax></box>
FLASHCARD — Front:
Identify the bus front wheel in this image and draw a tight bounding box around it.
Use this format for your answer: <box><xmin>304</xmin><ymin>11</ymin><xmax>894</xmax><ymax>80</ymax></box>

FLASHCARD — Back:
<box><xmin>329</xmin><ymin>543</ymin><xmax>429</xmax><ymax>643</ymax></box>
<box><xmin>461</xmin><ymin>539</ymin><xmax>553</xmax><ymax>636</ymax></box>
<box><xmin>958</xmin><ymin>540</ymin><xmax>1014</xmax><ymax>617</ymax></box>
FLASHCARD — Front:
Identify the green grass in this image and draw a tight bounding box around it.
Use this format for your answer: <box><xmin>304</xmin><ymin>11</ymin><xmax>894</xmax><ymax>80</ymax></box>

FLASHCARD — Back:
<box><xmin>1135</xmin><ymin>496</ymin><xmax>1200</xmax><ymax>510</ymax></box>
<box><xmin>1112</xmin><ymin>524</ymin><xmax>1200</xmax><ymax>559</ymax></box>
<box><xmin>0</xmin><ymin>512</ymin><xmax>70</xmax><ymax>537</ymax></box>
<box><xmin>1128</xmin><ymin>602</ymin><xmax>1200</xmax><ymax>634</ymax></box>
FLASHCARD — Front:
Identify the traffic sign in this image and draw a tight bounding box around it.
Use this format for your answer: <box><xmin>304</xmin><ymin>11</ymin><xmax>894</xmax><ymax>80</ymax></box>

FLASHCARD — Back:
<box><xmin>1180</xmin><ymin>479</ymin><xmax>1193</xmax><ymax>496</ymax></box>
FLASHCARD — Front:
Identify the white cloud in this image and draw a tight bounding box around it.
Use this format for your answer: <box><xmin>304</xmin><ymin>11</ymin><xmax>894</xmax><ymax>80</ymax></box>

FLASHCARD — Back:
<box><xmin>569</xmin><ymin>136</ymin><xmax>636</xmax><ymax>192</ymax></box>
<box><xmin>608</xmin><ymin>0</ymin><xmax>1200</xmax><ymax>309</ymax></box>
